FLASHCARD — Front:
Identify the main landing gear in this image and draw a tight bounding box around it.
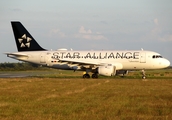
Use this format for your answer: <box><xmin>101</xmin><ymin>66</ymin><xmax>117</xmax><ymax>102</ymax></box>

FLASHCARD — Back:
<box><xmin>83</xmin><ymin>73</ymin><xmax>98</xmax><ymax>79</ymax></box>
<box><xmin>83</xmin><ymin>74</ymin><xmax>90</xmax><ymax>78</ymax></box>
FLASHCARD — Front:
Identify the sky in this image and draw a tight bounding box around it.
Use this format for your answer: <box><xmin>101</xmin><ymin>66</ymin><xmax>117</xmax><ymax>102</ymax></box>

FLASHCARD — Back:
<box><xmin>0</xmin><ymin>0</ymin><xmax>172</xmax><ymax>63</ymax></box>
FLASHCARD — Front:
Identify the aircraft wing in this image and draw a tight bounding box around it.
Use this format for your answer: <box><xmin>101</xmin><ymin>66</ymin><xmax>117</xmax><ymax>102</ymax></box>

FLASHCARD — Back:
<box><xmin>58</xmin><ymin>59</ymin><xmax>123</xmax><ymax>70</ymax></box>
<box><xmin>58</xmin><ymin>59</ymin><xmax>102</xmax><ymax>69</ymax></box>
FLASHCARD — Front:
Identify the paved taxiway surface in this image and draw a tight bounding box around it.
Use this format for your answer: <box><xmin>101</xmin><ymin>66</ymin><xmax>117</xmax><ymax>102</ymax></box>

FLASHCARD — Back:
<box><xmin>0</xmin><ymin>73</ymin><xmax>29</xmax><ymax>78</ymax></box>
<box><xmin>0</xmin><ymin>71</ymin><xmax>53</xmax><ymax>78</ymax></box>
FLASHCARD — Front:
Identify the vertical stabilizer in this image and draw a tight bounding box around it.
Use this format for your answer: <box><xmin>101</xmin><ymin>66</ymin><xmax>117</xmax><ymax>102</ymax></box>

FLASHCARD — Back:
<box><xmin>11</xmin><ymin>21</ymin><xmax>46</xmax><ymax>51</ymax></box>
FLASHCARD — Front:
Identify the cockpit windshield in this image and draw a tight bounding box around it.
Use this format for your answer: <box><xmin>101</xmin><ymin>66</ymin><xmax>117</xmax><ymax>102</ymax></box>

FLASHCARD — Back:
<box><xmin>152</xmin><ymin>55</ymin><xmax>163</xmax><ymax>58</ymax></box>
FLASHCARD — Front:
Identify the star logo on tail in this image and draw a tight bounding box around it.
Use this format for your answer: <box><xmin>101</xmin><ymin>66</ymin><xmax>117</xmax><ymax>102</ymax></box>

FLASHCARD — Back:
<box><xmin>18</xmin><ymin>34</ymin><xmax>32</xmax><ymax>48</ymax></box>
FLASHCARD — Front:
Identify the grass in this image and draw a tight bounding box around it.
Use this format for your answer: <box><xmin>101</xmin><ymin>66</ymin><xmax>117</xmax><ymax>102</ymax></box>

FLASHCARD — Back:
<box><xmin>0</xmin><ymin>78</ymin><xmax>172</xmax><ymax>120</ymax></box>
<box><xmin>0</xmin><ymin>69</ymin><xmax>172</xmax><ymax>119</ymax></box>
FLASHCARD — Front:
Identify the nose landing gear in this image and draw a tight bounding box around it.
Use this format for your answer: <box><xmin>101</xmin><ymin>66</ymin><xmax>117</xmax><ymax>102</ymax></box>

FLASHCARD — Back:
<box><xmin>141</xmin><ymin>69</ymin><xmax>146</xmax><ymax>79</ymax></box>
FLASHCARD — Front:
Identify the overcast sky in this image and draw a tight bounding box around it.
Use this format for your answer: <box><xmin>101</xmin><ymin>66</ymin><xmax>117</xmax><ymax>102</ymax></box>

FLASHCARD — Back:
<box><xmin>0</xmin><ymin>0</ymin><xmax>172</xmax><ymax>63</ymax></box>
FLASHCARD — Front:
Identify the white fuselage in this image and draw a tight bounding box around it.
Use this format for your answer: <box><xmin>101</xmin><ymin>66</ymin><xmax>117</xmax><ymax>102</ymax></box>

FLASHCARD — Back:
<box><xmin>9</xmin><ymin>21</ymin><xmax>171</xmax><ymax>78</ymax></box>
<box><xmin>8</xmin><ymin>50</ymin><xmax>170</xmax><ymax>70</ymax></box>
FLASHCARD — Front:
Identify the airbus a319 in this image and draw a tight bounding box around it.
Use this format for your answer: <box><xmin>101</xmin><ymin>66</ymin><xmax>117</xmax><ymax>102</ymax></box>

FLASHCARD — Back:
<box><xmin>5</xmin><ymin>22</ymin><xmax>170</xmax><ymax>79</ymax></box>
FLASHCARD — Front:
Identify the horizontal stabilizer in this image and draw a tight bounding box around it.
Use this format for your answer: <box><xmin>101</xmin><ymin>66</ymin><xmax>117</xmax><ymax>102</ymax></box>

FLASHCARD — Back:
<box><xmin>5</xmin><ymin>52</ymin><xmax>28</xmax><ymax>57</ymax></box>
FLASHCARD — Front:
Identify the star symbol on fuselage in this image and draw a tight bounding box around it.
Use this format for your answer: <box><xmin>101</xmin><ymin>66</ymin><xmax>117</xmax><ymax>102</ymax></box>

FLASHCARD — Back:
<box><xmin>18</xmin><ymin>34</ymin><xmax>32</xmax><ymax>48</ymax></box>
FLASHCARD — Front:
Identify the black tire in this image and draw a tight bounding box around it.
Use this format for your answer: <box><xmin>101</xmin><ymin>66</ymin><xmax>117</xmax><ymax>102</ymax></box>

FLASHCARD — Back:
<box><xmin>83</xmin><ymin>74</ymin><xmax>90</xmax><ymax>78</ymax></box>
<box><xmin>92</xmin><ymin>73</ymin><xmax>98</xmax><ymax>78</ymax></box>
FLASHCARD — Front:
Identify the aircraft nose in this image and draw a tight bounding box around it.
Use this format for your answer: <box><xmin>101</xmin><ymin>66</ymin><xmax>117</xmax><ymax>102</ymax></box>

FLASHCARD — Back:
<box><xmin>164</xmin><ymin>59</ymin><xmax>170</xmax><ymax>68</ymax></box>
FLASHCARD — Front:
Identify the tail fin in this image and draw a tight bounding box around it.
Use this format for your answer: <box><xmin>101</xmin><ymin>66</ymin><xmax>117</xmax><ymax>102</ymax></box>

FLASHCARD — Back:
<box><xmin>11</xmin><ymin>21</ymin><xmax>46</xmax><ymax>52</ymax></box>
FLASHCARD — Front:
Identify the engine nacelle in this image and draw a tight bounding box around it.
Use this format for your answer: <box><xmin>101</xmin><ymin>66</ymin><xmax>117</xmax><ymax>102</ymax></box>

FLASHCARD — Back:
<box><xmin>98</xmin><ymin>64</ymin><xmax>116</xmax><ymax>76</ymax></box>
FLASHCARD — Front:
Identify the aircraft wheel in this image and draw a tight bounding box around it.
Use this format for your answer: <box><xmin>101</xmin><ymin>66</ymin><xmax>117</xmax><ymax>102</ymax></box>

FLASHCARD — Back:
<box><xmin>92</xmin><ymin>73</ymin><xmax>98</xmax><ymax>78</ymax></box>
<box><xmin>83</xmin><ymin>74</ymin><xmax>90</xmax><ymax>78</ymax></box>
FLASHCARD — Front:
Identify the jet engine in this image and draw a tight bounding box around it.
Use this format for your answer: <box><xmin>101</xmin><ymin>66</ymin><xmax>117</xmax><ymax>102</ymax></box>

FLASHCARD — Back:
<box><xmin>98</xmin><ymin>64</ymin><xmax>116</xmax><ymax>76</ymax></box>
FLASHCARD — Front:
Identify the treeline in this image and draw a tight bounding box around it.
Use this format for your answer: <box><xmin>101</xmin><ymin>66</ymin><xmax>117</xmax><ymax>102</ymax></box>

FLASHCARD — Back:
<box><xmin>0</xmin><ymin>62</ymin><xmax>48</xmax><ymax>71</ymax></box>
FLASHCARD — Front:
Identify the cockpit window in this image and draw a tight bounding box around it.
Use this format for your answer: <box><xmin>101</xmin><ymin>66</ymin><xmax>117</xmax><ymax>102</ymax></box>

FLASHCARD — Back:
<box><xmin>152</xmin><ymin>55</ymin><xmax>163</xmax><ymax>58</ymax></box>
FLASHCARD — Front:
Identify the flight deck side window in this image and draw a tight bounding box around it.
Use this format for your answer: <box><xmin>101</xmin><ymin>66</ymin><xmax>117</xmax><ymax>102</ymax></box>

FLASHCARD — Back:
<box><xmin>152</xmin><ymin>55</ymin><xmax>163</xmax><ymax>59</ymax></box>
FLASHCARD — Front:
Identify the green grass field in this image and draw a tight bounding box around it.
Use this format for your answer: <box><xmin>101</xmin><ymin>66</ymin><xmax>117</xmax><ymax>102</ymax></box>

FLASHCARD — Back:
<box><xmin>0</xmin><ymin>69</ymin><xmax>172</xmax><ymax>120</ymax></box>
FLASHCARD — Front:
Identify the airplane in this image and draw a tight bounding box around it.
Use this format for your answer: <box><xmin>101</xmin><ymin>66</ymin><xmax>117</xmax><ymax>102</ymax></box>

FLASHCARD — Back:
<box><xmin>5</xmin><ymin>21</ymin><xmax>170</xmax><ymax>79</ymax></box>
